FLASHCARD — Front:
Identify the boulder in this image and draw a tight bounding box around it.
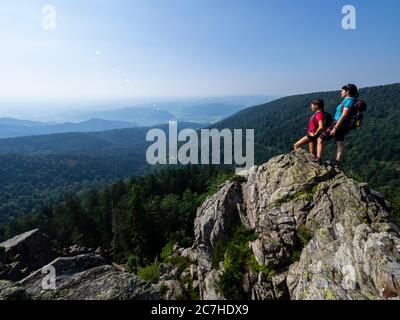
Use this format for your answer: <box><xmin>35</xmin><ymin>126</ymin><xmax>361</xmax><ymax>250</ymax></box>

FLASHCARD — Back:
<box><xmin>0</xmin><ymin>229</ymin><xmax>54</xmax><ymax>281</ymax></box>
<box><xmin>0</xmin><ymin>280</ymin><xmax>30</xmax><ymax>300</ymax></box>
<box><xmin>194</xmin><ymin>182</ymin><xmax>244</xmax><ymax>252</ymax></box>
<box><xmin>20</xmin><ymin>254</ymin><xmax>161</xmax><ymax>300</ymax></box>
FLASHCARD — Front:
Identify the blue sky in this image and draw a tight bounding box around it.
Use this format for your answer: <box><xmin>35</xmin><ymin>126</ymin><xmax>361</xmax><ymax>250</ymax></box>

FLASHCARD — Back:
<box><xmin>0</xmin><ymin>0</ymin><xmax>399</xmax><ymax>113</ymax></box>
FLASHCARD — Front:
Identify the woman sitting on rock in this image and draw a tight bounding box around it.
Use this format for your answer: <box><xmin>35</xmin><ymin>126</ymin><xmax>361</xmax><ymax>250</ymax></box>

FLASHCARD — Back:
<box><xmin>294</xmin><ymin>99</ymin><xmax>325</xmax><ymax>161</ymax></box>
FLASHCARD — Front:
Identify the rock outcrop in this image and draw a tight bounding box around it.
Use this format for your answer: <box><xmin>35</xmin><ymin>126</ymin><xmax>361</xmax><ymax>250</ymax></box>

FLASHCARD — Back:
<box><xmin>0</xmin><ymin>280</ymin><xmax>30</xmax><ymax>300</ymax></box>
<box><xmin>19</xmin><ymin>254</ymin><xmax>161</xmax><ymax>300</ymax></box>
<box><xmin>174</xmin><ymin>151</ymin><xmax>400</xmax><ymax>300</ymax></box>
<box><xmin>0</xmin><ymin>236</ymin><xmax>161</xmax><ymax>300</ymax></box>
<box><xmin>0</xmin><ymin>229</ymin><xmax>54</xmax><ymax>281</ymax></box>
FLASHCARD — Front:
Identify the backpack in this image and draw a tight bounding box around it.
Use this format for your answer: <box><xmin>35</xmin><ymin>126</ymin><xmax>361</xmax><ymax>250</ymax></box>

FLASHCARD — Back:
<box><xmin>312</xmin><ymin>111</ymin><xmax>334</xmax><ymax>129</ymax></box>
<box><xmin>341</xmin><ymin>99</ymin><xmax>367</xmax><ymax>130</ymax></box>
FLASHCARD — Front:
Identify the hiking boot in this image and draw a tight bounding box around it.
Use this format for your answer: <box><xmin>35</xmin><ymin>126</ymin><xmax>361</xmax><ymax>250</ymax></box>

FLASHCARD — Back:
<box><xmin>306</xmin><ymin>153</ymin><xmax>317</xmax><ymax>161</ymax></box>
<box><xmin>329</xmin><ymin>160</ymin><xmax>341</xmax><ymax>168</ymax></box>
<box><xmin>311</xmin><ymin>156</ymin><xmax>322</xmax><ymax>164</ymax></box>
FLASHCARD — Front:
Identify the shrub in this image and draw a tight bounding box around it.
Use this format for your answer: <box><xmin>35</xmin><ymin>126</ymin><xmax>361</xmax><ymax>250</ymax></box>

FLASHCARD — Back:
<box><xmin>168</xmin><ymin>230</ymin><xmax>193</xmax><ymax>248</ymax></box>
<box><xmin>137</xmin><ymin>260</ymin><xmax>160</xmax><ymax>283</ymax></box>
<box><xmin>160</xmin><ymin>241</ymin><xmax>190</xmax><ymax>272</ymax></box>
<box><xmin>219</xmin><ymin>251</ymin><xmax>243</xmax><ymax>298</ymax></box>
<box><xmin>176</xmin><ymin>276</ymin><xmax>201</xmax><ymax>301</ymax></box>
<box><xmin>218</xmin><ymin>225</ymin><xmax>258</xmax><ymax>298</ymax></box>
<box><xmin>189</xmin><ymin>290</ymin><xmax>200</xmax><ymax>300</ymax></box>
<box><xmin>125</xmin><ymin>254</ymin><xmax>139</xmax><ymax>273</ymax></box>
<box><xmin>160</xmin><ymin>242</ymin><xmax>175</xmax><ymax>263</ymax></box>
<box><xmin>211</xmin><ymin>239</ymin><xmax>227</xmax><ymax>269</ymax></box>
<box><xmin>297</xmin><ymin>224</ymin><xmax>313</xmax><ymax>247</ymax></box>
<box><xmin>248</xmin><ymin>255</ymin><xmax>276</xmax><ymax>279</ymax></box>
<box><xmin>391</xmin><ymin>192</ymin><xmax>400</xmax><ymax>225</ymax></box>
<box><xmin>290</xmin><ymin>250</ymin><xmax>302</xmax><ymax>263</ymax></box>
<box><xmin>173</xmin><ymin>256</ymin><xmax>191</xmax><ymax>273</ymax></box>
<box><xmin>159</xmin><ymin>284</ymin><xmax>169</xmax><ymax>295</ymax></box>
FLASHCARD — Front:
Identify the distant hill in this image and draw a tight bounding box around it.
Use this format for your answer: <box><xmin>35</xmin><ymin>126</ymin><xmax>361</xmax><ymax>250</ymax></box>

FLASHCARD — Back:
<box><xmin>165</xmin><ymin>103</ymin><xmax>246</xmax><ymax>124</ymax></box>
<box><xmin>0</xmin><ymin>118</ymin><xmax>139</xmax><ymax>139</ymax></box>
<box><xmin>63</xmin><ymin>97</ymin><xmax>278</xmax><ymax>126</ymax></box>
<box><xmin>0</xmin><ymin>122</ymin><xmax>204</xmax><ymax>154</ymax></box>
<box><xmin>181</xmin><ymin>103</ymin><xmax>244</xmax><ymax>117</ymax></box>
<box><xmin>69</xmin><ymin>107</ymin><xmax>176</xmax><ymax>127</ymax></box>
<box><xmin>0</xmin><ymin>118</ymin><xmax>48</xmax><ymax>126</ymax></box>
<box><xmin>156</xmin><ymin>97</ymin><xmax>278</xmax><ymax>123</ymax></box>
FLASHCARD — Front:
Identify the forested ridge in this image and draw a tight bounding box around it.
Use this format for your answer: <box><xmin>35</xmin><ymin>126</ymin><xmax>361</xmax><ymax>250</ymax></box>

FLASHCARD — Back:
<box><xmin>0</xmin><ymin>153</ymin><xmax>148</xmax><ymax>223</ymax></box>
<box><xmin>0</xmin><ymin>122</ymin><xmax>200</xmax><ymax>222</ymax></box>
<box><xmin>0</xmin><ymin>83</ymin><xmax>399</xmax><ymax>274</ymax></box>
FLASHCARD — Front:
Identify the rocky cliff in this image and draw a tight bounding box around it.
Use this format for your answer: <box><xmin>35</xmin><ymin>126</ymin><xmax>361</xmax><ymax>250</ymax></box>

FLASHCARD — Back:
<box><xmin>173</xmin><ymin>151</ymin><xmax>400</xmax><ymax>300</ymax></box>
<box><xmin>1</xmin><ymin>151</ymin><xmax>399</xmax><ymax>300</ymax></box>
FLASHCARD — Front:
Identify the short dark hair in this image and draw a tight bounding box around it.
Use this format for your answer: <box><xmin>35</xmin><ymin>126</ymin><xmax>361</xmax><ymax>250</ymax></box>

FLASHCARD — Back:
<box><xmin>342</xmin><ymin>84</ymin><xmax>359</xmax><ymax>97</ymax></box>
<box><xmin>311</xmin><ymin>99</ymin><xmax>325</xmax><ymax>110</ymax></box>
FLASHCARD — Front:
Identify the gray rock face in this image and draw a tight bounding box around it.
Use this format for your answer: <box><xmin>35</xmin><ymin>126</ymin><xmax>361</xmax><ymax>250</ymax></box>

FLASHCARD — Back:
<box><xmin>0</xmin><ymin>229</ymin><xmax>54</xmax><ymax>281</ymax></box>
<box><xmin>194</xmin><ymin>182</ymin><xmax>244</xmax><ymax>251</ymax></box>
<box><xmin>19</xmin><ymin>254</ymin><xmax>161</xmax><ymax>300</ymax></box>
<box><xmin>0</xmin><ymin>280</ymin><xmax>30</xmax><ymax>300</ymax></box>
<box><xmin>193</xmin><ymin>182</ymin><xmax>244</xmax><ymax>298</ymax></box>
<box><xmin>0</xmin><ymin>232</ymin><xmax>162</xmax><ymax>300</ymax></box>
<box><xmin>158</xmin><ymin>280</ymin><xmax>184</xmax><ymax>300</ymax></box>
<box><xmin>190</xmin><ymin>151</ymin><xmax>400</xmax><ymax>300</ymax></box>
<box><xmin>287</xmin><ymin>223</ymin><xmax>400</xmax><ymax>300</ymax></box>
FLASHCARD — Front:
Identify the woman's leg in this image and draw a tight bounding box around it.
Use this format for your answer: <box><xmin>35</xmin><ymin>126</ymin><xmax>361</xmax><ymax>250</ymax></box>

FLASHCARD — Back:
<box><xmin>309</xmin><ymin>141</ymin><xmax>316</xmax><ymax>157</ymax></box>
<box><xmin>294</xmin><ymin>136</ymin><xmax>311</xmax><ymax>151</ymax></box>
<box><xmin>317</xmin><ymin>138</ymin><xmax>324</xmax><ymax>159</ymax></box>
<box><xmin>336</xmin><ymin>141</ymin><xmax>345</xmax><ymax>161</ymax></box>
<box><xmin>334</xmin><ymin>127</ymin><xmax>346</xmax><ymax>163</ymax></box>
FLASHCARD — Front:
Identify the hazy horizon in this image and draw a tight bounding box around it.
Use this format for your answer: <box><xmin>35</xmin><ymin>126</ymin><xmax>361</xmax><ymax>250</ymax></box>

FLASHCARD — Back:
<box><xmin>2</xmin><ymin>80</ymin><xmax>400</xmax><ymax>120</ymax></box>
<box><xmin>0</xmin><ymin>94</ymin><xmax>280</xmax><ymax>121</ymax></box>
<box><xmin>1</xmin><ymin>0</ymin><xmax>399</xmax><ymax>117</ymax></box>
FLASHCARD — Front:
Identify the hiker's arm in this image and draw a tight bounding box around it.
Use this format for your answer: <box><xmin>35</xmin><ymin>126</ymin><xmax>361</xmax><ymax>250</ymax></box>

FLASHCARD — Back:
<box><xmin>314</xmin><ymin>120</ymin><xmax>324</xmax><ymax>136</ymax></box>
<box><xmin>332</xmin><ymin>108</ymin><xmax>351</xmax><ymax>132</ymax></box>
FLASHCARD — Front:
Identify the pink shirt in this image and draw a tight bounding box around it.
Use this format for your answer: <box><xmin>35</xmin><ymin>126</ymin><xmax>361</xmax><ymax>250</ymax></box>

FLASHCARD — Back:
<box><xmin>308</xmin><ymin>112</ymin><xmax>324</xmax><ymax>133</ymax></box>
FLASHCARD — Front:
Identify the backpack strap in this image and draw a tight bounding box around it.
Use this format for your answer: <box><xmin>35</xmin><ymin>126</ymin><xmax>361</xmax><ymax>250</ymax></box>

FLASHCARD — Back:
<box><xmin>340</xmin><ymin>98</ymin><xmax>358</xmax><ymax>114</ymax></box>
